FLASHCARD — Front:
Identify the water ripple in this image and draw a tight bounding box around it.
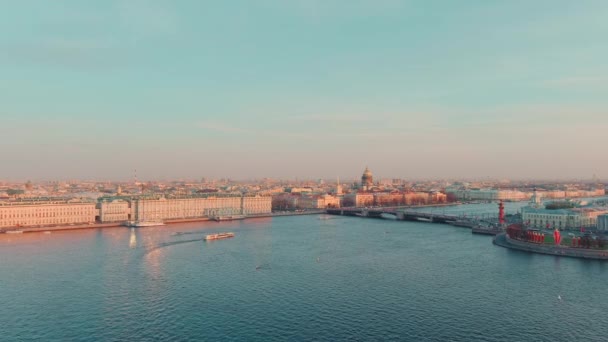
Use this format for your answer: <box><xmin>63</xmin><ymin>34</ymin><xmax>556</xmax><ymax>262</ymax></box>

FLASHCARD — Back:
<box><xmin>1</xmin><ymin>215</ymin><xmax>608</xmax><ymax>341</ymax></box>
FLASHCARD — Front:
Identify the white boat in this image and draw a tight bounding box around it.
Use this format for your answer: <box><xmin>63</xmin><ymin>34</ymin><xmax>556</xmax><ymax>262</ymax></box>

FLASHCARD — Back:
<box><xmin>6</xmin><ymin>230</ymin><xmax>24</xmax><ymax>234</ymax></box>
<box><xmin>204</xmin><ymin>232</ymin><xmax>235</xmax><ymax>241</ymax></box>
<box><xmin>213</xmin><ymin>215</ymin><xmax>246</xmax><ymax>222</ymax></box>
<box><xmin>126</xmin><ymin>221</ymin><xmax>165</xmax><ymax>228</ymax></box>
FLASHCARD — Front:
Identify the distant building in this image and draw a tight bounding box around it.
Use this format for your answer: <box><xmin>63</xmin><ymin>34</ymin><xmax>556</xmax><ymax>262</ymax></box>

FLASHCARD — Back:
<box><xmin>287</xmin><ymin>187</ymin><xmax>313</xmax><ymax>194</ymax></box>
<box><xmin>529</xmin><ymin>189</ymin><xmax>542</xmax><ymax>208</ymax></box>
<box><xmin>2</xmin><ymin>194</ymin><xmax>274</xmax><ymax>225</ymax></box>
<box><xmin>98</xmin><ymin>199</ymin><xmax>129</xmax><ymax>222</ymax></box>
<box><xmin>361</xmin><ymin>167</ymin><xmax>373</xmax><ymax>191</ymax></box>
<box><xmin>128</xmin><ymin>194</ymin><xmax>271</xmax><ymax>222</ymax></box>
<box><xmin>446</xmin><ymin>188</ymin><xmax>529</xmax><ymax>202</ymax></box>
<box><xmin>271</xmin><ymin>193</ymin><xmax>299</xmax><ymax>210</ymax></box>
<box><xmin>597</xmin><ymin>215</ymin><xmax>608</xmax><ymax>231</ymax></box>
<box><xmin>521</xmin><ymin>191</ymin><xmax>608</xmax><ymax>230</ymax></box>
<box><xmin>297</xmin><ymin>194</ymin><xmax>340</xmax><ymax>209</ymax></box>
<box><xmin>342</xmin><ymin>192</ymin><xmax>374</xmax><ymax>207</ymax></box>
<box><xmin>446</xmin><ymin>187</ymin><xmax>605</xmax><ymax>202</ymax></box>
<box><xmin>335</xmin><ymin>177</ymin><xmax>343</xmax><ymax>195</ymax></box>
<box><xmin>242</xmin><ymin>195</ymin><xmax>272</xmax><ymax>215</ymax></box>
<box><xmin>374</xmin><ymin>192</ymin><xmax>405</xmax><ymax>206</ymax></box>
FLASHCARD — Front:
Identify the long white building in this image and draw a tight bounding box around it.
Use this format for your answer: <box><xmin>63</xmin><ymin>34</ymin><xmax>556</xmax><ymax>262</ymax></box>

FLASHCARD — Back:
<box><xmin>0</xmin><ymin>194</ymin><xmax>272</xmax><ymax>229</ymax></box>
<box><xmin>447</xmin><ymin>188</ymin><xmax>605</xmax><ymax>202</ymax></box>
<box><xmin>0</xmin><ymin>199</ymin><xmax>96</xmax><ymax>228</ymax></box>
<box><xmin>100</xmin><ymin>194</ymin><xmax>272</xmax><ymax>223</ymax></box>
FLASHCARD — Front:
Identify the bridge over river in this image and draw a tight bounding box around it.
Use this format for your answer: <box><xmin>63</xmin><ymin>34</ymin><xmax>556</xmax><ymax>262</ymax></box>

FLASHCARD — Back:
<box><xmin>325</xmin><ymin>207</ymin><xmax>503</xmax><ymax>233</ymax></box>
<box><xmin>326</xmin><ymin>208</ymin><xmax>466</xmax><ymax>223</ymax></box>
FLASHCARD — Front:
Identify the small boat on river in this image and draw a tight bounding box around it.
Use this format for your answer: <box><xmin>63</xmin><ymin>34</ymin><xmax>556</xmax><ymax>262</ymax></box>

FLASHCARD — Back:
<box><xmin>213</xmin><ymin>215</ymin><xmax>245</xmax><ymax>222</ymax></box>
<box><xmin>126</xmin><ymin>221</ymin><xmax>165</xmax><ymax>228</ymax></box>
<box><xmin>204</xmin><ymin>232</ymin><xmax>235</xmax><ymax>241</ymax></box>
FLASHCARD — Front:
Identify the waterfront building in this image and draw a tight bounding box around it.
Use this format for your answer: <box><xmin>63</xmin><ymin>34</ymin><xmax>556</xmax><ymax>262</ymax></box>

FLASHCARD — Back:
<box><xmin>597</xmin><ymin>215</ymin><xmax>608</xmax><ymax>231</ymax></box>
<box><xmin>539</xmin><ymin>188</ymin><xmax>604</xmax><ymax>199</ymax></box>
<box><xmin>429</xmin><ymin>191</ymin><xmax>448</xmax><ymax>203</ymax></box>
<box><xmin>404</xmin><ymin>191</ymin><xmax>443</xmax><ymax>205</ymax></box>
<box><xmin>373</xmin><ymin>192</ymin><xmax>405</xmax><ymax>206</ymax></box>
<box><xmin>521</xmin><ymin>192</ymin><xmax>608</xmax><ymax>230</ymax></box>
<box><xmin>341</xmin><ymin>190</ymin><xmax>448</xmax><ymax>208</ymax></box>
<box><xmin>541</xmin><ymin>190</ymin><xmax>566</xmax><ymax>199</ymax></box>
<box><xmin>0</xmin><ymin>199</ymin><xmax>96</xmax><ymax>228</ymax></box>
<box><xmin>521</xmin><ymin>207</ymin><xmax>580</xmax><ymax>230</ymax></box>
<box><xmin>342</xmin><ymin>192</ymin><xmax>374</xmax><ymax>207</ymax></box>
<box><xmin>297</xmin><ymin>194</ymin><xmax>340</xmax><ymax>209</ymax></box>
<box><xmin>271</xmin><ymin>193</ymin><xmax>300</xmax><ymax>210</ymax></box>
<box><xmin>447</xmin><ymin>187</ymin><xmax>604</xmax><ymax>202</ymax></box>
<box><xmin>0</xmin><ymin>194</ymin><xmax>275</xmax><ymax>227</ymax></box>
<box><xmin>446</xmin><ymin>189</ymin><xmax>529</xmax><ymax>201</ymax></box>
<box><xmin>128</xmin><ymin>194</ymin><xmax>271</xmax><ymax>222</ymax></box>
<box><xmin>98</xmin><ymin>199</ymin><xmax>130</xmax><ymax>223</ymax></box>
<box><xmin>241</xmin><ymin>195</ymin><xmax>273</xmax><ymax>215</ymax></box>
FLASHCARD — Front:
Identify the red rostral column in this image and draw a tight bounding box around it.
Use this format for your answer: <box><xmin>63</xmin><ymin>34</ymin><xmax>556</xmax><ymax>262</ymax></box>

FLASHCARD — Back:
<box><xmin>498</xmin><ymin>200</ymin><xmax>505</xmax><ymax>225</ymax></box>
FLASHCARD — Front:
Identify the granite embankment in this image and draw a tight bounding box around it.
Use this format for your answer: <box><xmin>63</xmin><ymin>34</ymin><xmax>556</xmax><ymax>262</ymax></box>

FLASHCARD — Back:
<box><xmin>493</xmin><ymin>233</ymin><xmax>608</xmax><ymax>260</ymax></box>
<box><xmin>0</xmin><ymin>210</ymin><xmax>326</xmax><ymax>234</ymax></box>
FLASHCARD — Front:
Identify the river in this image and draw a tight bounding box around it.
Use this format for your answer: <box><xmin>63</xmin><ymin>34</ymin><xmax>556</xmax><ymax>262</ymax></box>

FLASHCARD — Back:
<box><xmin>1</xmin><ymin>214</ymin><xmax>607</xmax><ymax>341</ymax></box>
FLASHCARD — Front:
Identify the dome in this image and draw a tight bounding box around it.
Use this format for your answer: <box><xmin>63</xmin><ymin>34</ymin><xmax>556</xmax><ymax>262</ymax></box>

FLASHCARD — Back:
<box><xmin>361</xmin><ymin>166</ymin><xmax>373</xmax><ymax>187</ymax></box>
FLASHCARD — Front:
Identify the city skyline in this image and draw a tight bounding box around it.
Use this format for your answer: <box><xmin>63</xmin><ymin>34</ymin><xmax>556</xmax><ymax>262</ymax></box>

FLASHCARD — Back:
<box><xmin>2</xmin><ymin>1</ymin><xmax>608</xmax><ymax>180</ymax></box>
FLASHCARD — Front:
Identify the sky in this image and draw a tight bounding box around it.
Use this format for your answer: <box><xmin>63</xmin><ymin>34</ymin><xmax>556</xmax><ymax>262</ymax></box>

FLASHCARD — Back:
<box><xmin>1</xmin><ymin>0</ymin><xmax>607</xmax><ymax>181</ymax></box>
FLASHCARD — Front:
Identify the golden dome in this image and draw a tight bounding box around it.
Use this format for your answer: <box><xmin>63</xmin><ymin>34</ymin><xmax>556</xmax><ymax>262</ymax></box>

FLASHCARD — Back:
<box><xmin>361</xmin><ymin>166</ymin><xmax>373</xmax><ymax>187</ymax></box>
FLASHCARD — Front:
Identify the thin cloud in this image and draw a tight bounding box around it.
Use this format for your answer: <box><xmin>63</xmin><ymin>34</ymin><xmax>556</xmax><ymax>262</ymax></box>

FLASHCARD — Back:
<box><xmin>540</xmin><ymin>76</ymin><xmax>608</xmax><ymax>88</ymax></box>
<box><xmin>264</xmin><ymin>0</ymin><xmax>408</xmax><ymax>20</ymax></box>
<box><xmin>289</xmin><ymin>114</ymin><xmax>372</xmax><ymax>122</ymax></box>
<box><xmin>195</xmin><ymin>120</ymin><xmax>322</xmax><ymax>141</ymax></box>
<box><xmin>1</xmin><ymin>37</ymin><xmax>123</xmax><ymax>69</ymax></box>
<box><xmin>196</xmin><ymin>121</ymin><xmax>250</xmax><ymax>133</ymax></box>
<box><xmin>117</xmin><ymin>0</ymin><xmax>180</xmax><ymax>37</ymax></box>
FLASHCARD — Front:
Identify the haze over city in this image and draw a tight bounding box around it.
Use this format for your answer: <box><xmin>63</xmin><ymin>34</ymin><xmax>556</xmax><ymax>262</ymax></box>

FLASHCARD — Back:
<box><xmin>2</xmin><ymin>1</ymin><xmax>607</xmax><ymax>180</ymax></box>
<box><xmin>6</xmin><ymin>3</ymin><xmax>608</xmax><ymax>342</ymax></box>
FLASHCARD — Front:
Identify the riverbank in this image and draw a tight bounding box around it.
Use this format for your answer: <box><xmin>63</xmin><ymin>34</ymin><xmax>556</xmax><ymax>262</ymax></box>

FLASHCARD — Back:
<box><xmin>0</xmin><ymin>222</ymin><xmax>123</xmax><ymax>234</ymax></box>
<box><xmin>493</xmin><ymin>233</ymin><xmax>608</xmax><ymax>260</ymax></box>
<box><xmin>0</xmin><ymin>210</ymin><xmax>326</xmax><ymax>234</ymax></box>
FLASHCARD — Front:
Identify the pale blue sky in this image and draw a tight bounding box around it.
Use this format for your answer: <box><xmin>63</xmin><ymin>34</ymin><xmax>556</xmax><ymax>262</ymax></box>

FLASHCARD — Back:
<box><xmin>1</xmin><ymin>0</ymin><xmax>607</xmax><ymax>181</ymax></box>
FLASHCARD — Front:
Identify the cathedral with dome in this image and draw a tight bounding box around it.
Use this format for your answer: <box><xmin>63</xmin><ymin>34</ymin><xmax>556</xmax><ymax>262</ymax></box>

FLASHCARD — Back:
<box><xmin>361</xmin><ymin>166</ymin><xmax>373</xmax><ymax>191</ymax></box>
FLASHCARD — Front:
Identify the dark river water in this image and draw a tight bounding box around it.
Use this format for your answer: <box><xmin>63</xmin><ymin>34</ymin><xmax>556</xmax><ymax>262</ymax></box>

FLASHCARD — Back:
<box><xmin>1</xmin><ymin>214</ymin><xmax>607</xmax><ymax>341</ymax></box>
